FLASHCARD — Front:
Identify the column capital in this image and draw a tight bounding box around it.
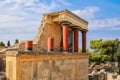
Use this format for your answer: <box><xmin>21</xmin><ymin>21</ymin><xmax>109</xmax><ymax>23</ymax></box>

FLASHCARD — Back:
<box><xmin>61</xmin><ymin>22</ymin><xmax>71</xmax><ymax>26</ymax></box>
<box><xmin>73</xmin><ymin>26</ymin><xmax>79</xmax><ymax>30</ymax></box>
<box><xmin>81</xmin><ymin>30</ymin><xmax>88</xmax><ymax>33</ymax></box>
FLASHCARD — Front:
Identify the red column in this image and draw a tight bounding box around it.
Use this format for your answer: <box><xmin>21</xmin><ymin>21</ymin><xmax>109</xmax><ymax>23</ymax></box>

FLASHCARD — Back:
<box><xmin>74</xmin><ymin>29</ymin><xmax>79</xmax><ymax>52</ymax></box>
<box><xmin>82</xmin><ymin>31</ymin><xmax>87</xmax><ymax>53</ymax></box>
<box><xmin>62</xmin><ymin>23</ymin><xmax>69</xmax><ymax>51</ymax></box>
<box><xmin>25</xmin><ymin>41</ymin><xmax>33</xmax><ymax>51</ymax></box>
<box><xmin>48</xmin><ymin>38</ymin><xmax>54</xmax><ymax>52</ymax></box>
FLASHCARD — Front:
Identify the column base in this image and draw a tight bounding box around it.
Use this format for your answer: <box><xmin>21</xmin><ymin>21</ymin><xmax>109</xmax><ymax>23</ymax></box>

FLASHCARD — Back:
<box><xmin>73</xmin><ymin>51</ymin><xmax>78</xmax><ymax>53</ymax></box>
<box><xmin>48</xmin><ymin>49</ymin><xmax>53</xmax><ymax>52</ymax></box>
<box><xmin>62</xmin><ymin>50</ymin><xmax>69</xmax><ymax>52</ymax></box>
<box><xmin>25</xmin><ymin>48</ymin><xmax>32</xmax><ymax>51</ymax></box>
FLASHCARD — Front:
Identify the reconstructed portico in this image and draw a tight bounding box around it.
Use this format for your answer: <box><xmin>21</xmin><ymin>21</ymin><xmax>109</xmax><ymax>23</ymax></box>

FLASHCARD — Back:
<box><xmin>31</xmin><ymin>9</ymin><xmax>88</xmax><ymax>52</ymax></box>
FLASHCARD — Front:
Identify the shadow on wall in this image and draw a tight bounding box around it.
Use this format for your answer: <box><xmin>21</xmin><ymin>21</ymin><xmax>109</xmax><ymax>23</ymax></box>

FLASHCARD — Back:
<box><xmin>0</xmin><ymin>58</ymin><xmax>5</xmax><ymax>71</ymax></box>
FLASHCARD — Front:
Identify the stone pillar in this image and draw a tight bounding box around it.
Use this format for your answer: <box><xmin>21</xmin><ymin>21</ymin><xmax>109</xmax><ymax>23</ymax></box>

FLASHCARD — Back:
<box><xmin>25</xmin><ymin>41</ymin><xmax>33</xmax><ymax>51</ymax></box>
<box><xmin>62</xmin><ymin>23</ymin><xmax>69</xmax><ymax>51</ymax></box>
<box><xmin>48</xmin><ymin>38</ymin><xmax>54</xmax><ymax>52</ymax></box>
<box><xmin>82</xmin><ymin>31</ymin><xmax>87</xmax><ymax>53</ymax></box>
<box><xmin>73</xmin><ymin>29</ymin><xmax>79</xmax><ymax>52</ymax></box>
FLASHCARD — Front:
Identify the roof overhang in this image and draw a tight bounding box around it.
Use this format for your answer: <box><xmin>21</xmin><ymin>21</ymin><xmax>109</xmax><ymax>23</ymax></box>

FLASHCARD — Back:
<box><xmin>44</xmin><ymin>9</ymin><xmax>88</xmax><ymax>30</ymax></box>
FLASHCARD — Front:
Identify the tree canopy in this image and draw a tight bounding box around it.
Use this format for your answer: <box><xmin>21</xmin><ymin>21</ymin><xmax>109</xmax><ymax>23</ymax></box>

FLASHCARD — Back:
<box><xmin>0</xmin><ymin>41</ymin><xmax>5</xmax><ymax>46</ymax></box>
<box><xmin>7</xmin><ymin>41</ymin><xmax>10</xmax><ymax>47</ymax></box>
<box><xmin>90</xmin><ymin>39</ymin><xmax>116</xmax><ymax>55</ymax></box>
<box><xmin>14</xmin><ymin>39</ymin><xmax>19</xmax><ymax>44</ymax></box>
<box><xmin>90</xmin><ymin>39</ymin><xmax>120</xmax><ymax>63</ymax></box>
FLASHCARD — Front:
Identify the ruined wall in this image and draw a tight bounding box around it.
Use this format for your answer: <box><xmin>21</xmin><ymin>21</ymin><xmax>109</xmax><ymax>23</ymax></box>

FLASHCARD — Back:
<box><xmin>6</xmin><ymin>51</ymin><xmax>89</xmax><ymax>80</ymax></box>
<box><xmin>33</xmin><ymin>23</ymin><xmax>61</xmax><ymax>52</ymax></box>
<box><xmin>18</xmin><ymin>42</ymin><xmax>25</xmax><ymax>51</ymax></box>
<box><xmin>18</xmin><ymin>15</ymin><xmax>62</xmax><ymax>52</ymax></box>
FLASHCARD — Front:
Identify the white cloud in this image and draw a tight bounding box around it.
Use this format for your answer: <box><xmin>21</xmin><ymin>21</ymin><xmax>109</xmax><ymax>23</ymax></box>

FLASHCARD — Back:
<box><xmin>72</xmin><ymin>6</ymin><xmax>120</xmax><ymax>30</ymax></box>
<box><xmin>0</xmin><ymin>0</ymin><xmax>70</xmax><ymax>43</ymax></box>
<box><xmin>0</xmin><ymin>0</ymin><xmax>67</xmax><ymax>13</ymax></box>
<box><xmin>72</xmin><ymin>6</ymin><xmax>100</xmax><ymax>19</ymax></box>
<box><xmin>0</xmin><ymin>0</ymin><xmax>69</xmax><ymax>29</ymax></box>
<box><xmin>25</xmin><ymin>1</ymin><xmax>57</xmax><ymax>13</ymax></box>
<box><xmin>0</xmin><ymin>15</ymin><xmax>24</xmax><ymax>23</ymax></box>
<box><xmin>89</xmin><ymin>18</ymin><xmax>120</xmax><ymax>30</ymax></box>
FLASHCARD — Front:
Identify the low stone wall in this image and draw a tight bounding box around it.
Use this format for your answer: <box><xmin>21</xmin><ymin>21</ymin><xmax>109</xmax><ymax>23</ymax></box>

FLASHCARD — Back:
<box><xmin>6</xmin><ymin>51</ymin><xmax>89</xmax><ymax>80</ymax></box>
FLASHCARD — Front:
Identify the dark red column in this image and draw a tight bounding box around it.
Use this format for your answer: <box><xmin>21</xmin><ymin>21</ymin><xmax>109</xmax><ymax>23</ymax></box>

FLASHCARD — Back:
<box><xmin>25</xmin><ymin>41</ymin><xmax>33</xmax><ymax>51</ymax></box>
<box><xmin>48</xmin><ymin>38</ymin><xmax>54</xmax><ymax>52</ymax></box>
<box><xmin>62</xmin><ymin>23</ymin><xmax>69</xmax><ymax>51</ymax></box>
<box><xmin>73</xmin><ymin>29</ymin><xmax>79</xmax><ymax>52</ymax></box>
<box><xmin>82</xmin><ymin>31</ymin><xmax>87</xmax><ymax>53</ymax></box>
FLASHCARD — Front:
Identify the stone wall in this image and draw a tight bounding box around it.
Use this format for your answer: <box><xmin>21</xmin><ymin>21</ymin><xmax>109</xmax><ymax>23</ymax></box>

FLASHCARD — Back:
<box><xmin>0</xmin><ymin>53</ymin><xmax>5</xmax><ymax>58</ymax></box>
<box><xmin>6</xmin><ymin>51</ymin><xmax>89</xmax><ymax>80</ymax></box>
<box><xmin>33</xmin><ymin>22</ymin><xmax>61</xmax><ymax>52</ymax></box>
<box><xmin>18</xmin><ymin>15</ymin><xmax>62</xmax><ymax>52</ymax></box>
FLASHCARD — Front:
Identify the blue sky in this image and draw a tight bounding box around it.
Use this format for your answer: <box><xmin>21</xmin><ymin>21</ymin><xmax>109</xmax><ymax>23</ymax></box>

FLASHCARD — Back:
<box><xmin>0</xmin><ymin>0</ymin><xmax>120</xmax><ymax>48</ymax></box>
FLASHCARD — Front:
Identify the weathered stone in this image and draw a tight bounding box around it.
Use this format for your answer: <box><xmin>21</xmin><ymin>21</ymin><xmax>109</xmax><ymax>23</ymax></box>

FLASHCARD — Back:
<box><xmin>6</xmin><ymin>52</ymin><xmax>89</xmax><ymax>80</ymax></box>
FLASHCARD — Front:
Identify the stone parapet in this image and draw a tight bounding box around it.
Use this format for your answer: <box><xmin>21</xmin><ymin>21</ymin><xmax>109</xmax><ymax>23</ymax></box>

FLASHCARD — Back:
<box><xmin>6</xmin><ymin>50</ymin><xmax>89</xmax><ymax>80</ymax></box>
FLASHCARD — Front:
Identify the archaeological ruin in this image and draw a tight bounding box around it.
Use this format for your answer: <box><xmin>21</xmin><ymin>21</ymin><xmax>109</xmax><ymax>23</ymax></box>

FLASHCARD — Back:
<box><xmin>6</xmin><ymin>9</ymin><xmax>89</xmax><ymax>80</ymax></box>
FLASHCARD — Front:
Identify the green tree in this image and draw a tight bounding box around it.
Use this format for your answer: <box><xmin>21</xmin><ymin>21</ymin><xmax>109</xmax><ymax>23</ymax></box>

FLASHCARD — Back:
<box><xmin>78</xmin><ymin>48</ymin><xmax>82</xmax><ymax>53</ymax></box>
<box><xmin>7</xmin><ymin>41</ymin><xmax>10</xmax><ymax>47</ymax></box>
<box><xmin>114</xmin><ymin>39</ymin><xmax>120</xmax><ymax>61</ymax></box>
<box><xmin>90</xmin><ymin>39</ymin><xmax>102</xmax><ymax>53</ymax></box>
<box><xmin>90</xmin><ymin>39</ymin><xmax>116</xmax><ymax>61</ymax></box>
<box><xmin>101</xmin><ymin>55</ymin><xmax>110</xmax><ymax>62</ymax></box>
<box><xmin>100</xmin><ymin>40</ymin><xmax>115</xmax><ymax>55</ymax></box>
<box><xmin>14</xmin><ymin>39</ymin><xmax>19</xmax><ymax>44</ymax></box>
<box><xmin>89</xmin><ymin>53</ymin><xmax>110</xmax><ymax>64</ymax></box>
<box><xmin>90</xmin><ymin>39</ymin><xmax>116</xmax><ymax>54</ymax></box>
<box><xmin>78</xmin><ymin>48</ymin><xmax>89</xmax><ymax>53</ymax></box>
<box><xmin>0</xmin><ymin>41</ymin><xmax>5</xmax><ymax>46</ymax></box>
<box><xmin>89</xmin><ymin>53</ymin><xmax>102</xmax><ymax>64</ymax></box>
<box><xmin>114</xmin><ymin>40</ymin><xmax>120</xmax><ymax>74</ymax></box>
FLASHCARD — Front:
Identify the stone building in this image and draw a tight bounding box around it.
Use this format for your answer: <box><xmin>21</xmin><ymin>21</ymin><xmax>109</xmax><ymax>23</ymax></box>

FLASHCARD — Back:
<box><xmin>6</xmin><ymin>9</ymin><xmax>89</xmax><ymax>80</ymax></box>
